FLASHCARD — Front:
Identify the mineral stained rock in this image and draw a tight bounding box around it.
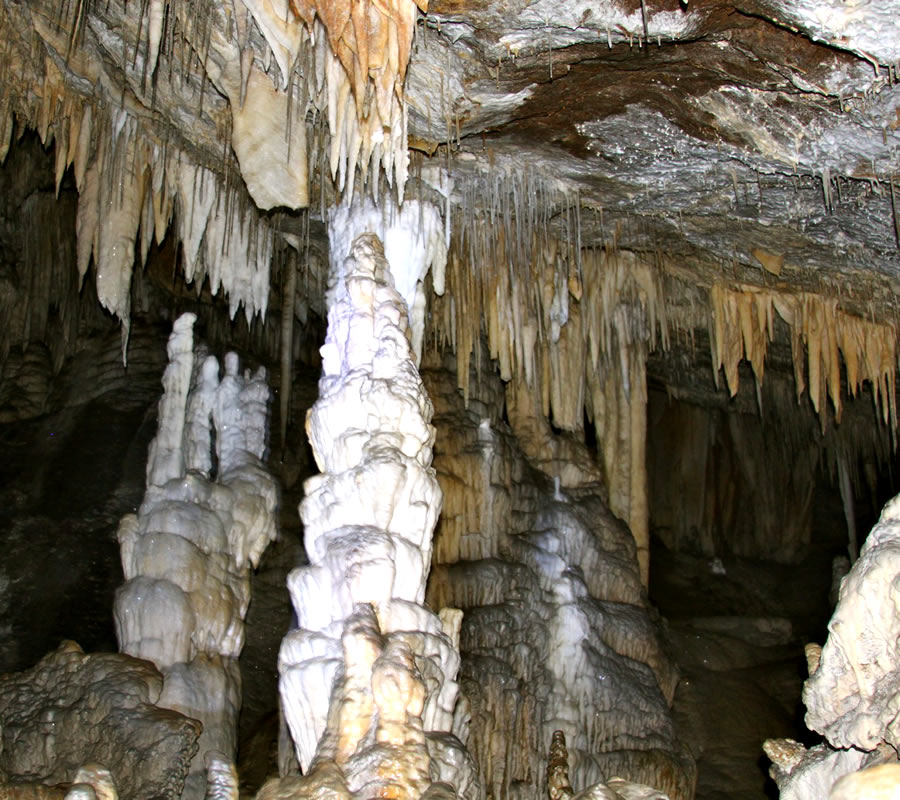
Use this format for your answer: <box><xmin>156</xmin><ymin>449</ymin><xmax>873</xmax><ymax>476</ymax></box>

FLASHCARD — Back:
<box><xmin>546</xmin><ymin>730</ymin><xmax>671</xmax><ymax>800</ymax></box>
<box><xmin>765</xmin><ymin>492</ymin><xmax>900</xmax><ymax>798</ymax></box>
<box><xmin>804</xmin><ymin>493</ymin><xmax>900</xmax><ymax>750</ymax></box>
<box><xmin>423</xmin><ymin>352</ymin><xmax>692</xmax><ymax>800</ymax></box>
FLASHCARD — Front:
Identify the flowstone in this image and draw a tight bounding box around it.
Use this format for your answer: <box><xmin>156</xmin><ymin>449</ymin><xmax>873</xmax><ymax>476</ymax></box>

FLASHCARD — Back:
<box><xmin>423</xmin><ymin>352</ymin><xmax>692</xmax><ymax>800</ymax></box>
<box><xmin>546</xmin><ymin>730</ymin><xmax>671</xmax><ymax>800</ymax></box>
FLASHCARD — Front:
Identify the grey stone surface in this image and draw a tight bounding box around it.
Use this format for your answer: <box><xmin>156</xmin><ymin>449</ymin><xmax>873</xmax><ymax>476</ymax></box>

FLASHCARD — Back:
<box><xmin>0</xmin><ymin>642</ymin><xmax>200</xmax><ymax>799</ymax></box>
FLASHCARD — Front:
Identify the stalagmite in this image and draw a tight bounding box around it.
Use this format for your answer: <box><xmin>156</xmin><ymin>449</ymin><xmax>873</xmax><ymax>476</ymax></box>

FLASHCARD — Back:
<box><xmin>114</xmin><ymin>313</ymin><xmax>279</xmax><ymax>799</ymax></box>
<box><xmin>803</xmin><ymin>493</ymin><xmax>900</xmax><ymax>751</ymax></box>
<box><xmin>546</xmin><ymin>731</ymin><xmax>670</xmax><ymax>800</ymax></box>
<box><xmin>424</xmin><ymin>355</ymin><xmax>692</xmax><ymax>800</ymax></box>
<box><xmin>276</xmin><ymin>231</ymin><xmax>473</xmax><ymax>800</ymax></box>
<box><xmin>203</xmin><ymin>752</ymin><xmax>240</xmax><ymax>800</ymax></box>
<box><xmin>328</xmin><ymin>195</ymin><xmax>447</xmax><ymax>362</ymax></box>
<box><xmin>145</xmin><ymin>313</ymin><xmax>196</xmax><ymax>487</ymax></box>
<box><xmin>4</xmin><ymin>0</ymin><xmax>900</xmax><ymax>796</ymax></box>
<box><xmin>766</xmin><ymin>492</ymin><xmax>900</xmax><ymax>798</ymax></box>
<box><xmin>548</xmin><ymin>731</ymin><xmax>576</xmax><ymax>800</ymax></box>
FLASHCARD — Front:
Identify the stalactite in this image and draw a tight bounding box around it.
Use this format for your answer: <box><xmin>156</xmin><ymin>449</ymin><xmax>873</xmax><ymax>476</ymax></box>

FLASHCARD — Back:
<box><xmin>94</xmin><ymin>112</ymin><xmax>146</xmax><ymax>360</ymax></box>
<box><xmin>327</xmin><ymin>194</ymin><xmax>447</xmax><ymax>362</ymax></box>
<box><xmin>709</xmin><ymin>281</ymin><xmax>898</xmax><ymax>436</ymax></box>
<box><xmin>145</xmin><ymin>0</ymin><xmax>165</xmax><ymax>83</ymax></box>
<box><xmin>0</xmin><ymin>0</ymin><xmax>355</xmax><ymax>363</ymax></box>
<box><xmin>0</xmin><ymin>14</ymin><xmax>303</xmax><ymax>355</ymax></box>
<box><xmin>231</xmin><ymin>0</ymin><xmax>425</xmax><ymax>204</ymax></box>
<box><xmin>279</xmin><ymin>249</ymin><xmax>297</xmax><ymax>455</ymax></box>
<box><xmin>424</xmin><ymin>357</ymin><xmax>692</xmax><ymax>799</ymax></box>
<box><xmin>430</xmin><ymin>198</ymin><xmax>667</xmax><ymax>586</ymax></box>
<box><xmin>0</xmin><ymin>112</ymin><xmax>13</xmax><ymax>162</ymax></box>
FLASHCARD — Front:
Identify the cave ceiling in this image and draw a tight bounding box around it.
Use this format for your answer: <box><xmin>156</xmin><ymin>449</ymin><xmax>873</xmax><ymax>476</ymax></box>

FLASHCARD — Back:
<box><xmin>407</xmin><ymin>0</ymin><xmax>900</xmax><ymax>286</ymax></box>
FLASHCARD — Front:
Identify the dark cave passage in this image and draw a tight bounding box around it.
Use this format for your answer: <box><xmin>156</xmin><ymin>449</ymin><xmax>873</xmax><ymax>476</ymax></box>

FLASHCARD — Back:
<box><xmin>644</xmin><ymin>374</ymin><xmax>900</xmax><ymax>800</ymax></box>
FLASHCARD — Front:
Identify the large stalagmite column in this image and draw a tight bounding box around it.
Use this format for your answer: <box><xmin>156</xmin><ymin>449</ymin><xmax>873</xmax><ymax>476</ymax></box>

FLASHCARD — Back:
<box><xmin>114</xmin><ymin>313</ymin><xmax>279</xmax><ymax>800</ymax></box>
<box><xmin>276</xmin><ymin>227</ymin><xmax>474</xmax><ymax>800</ymax></box>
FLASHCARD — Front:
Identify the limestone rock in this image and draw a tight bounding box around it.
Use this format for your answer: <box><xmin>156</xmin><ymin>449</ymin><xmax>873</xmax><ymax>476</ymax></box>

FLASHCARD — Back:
<box><xmin>279</xmin><ymin>231</ymin><xmax>473</xmax><ymax>800</ymax></box>
<box><xmin>765</xmin><ymin>493</ymin><xmax>900</xmax><ymax>798</ymax></box>
<box><xmin>114</xmin><ymin>314</ymin><xmax>279</xmax><ymax>797</ymax></box>
<box><xmin>766</xmin><ymin>741</ymin><xmax>869</xmax><ymax>800</ymax></box>
<box><xmin>423</xmin><ymin>352</ymin><xmax>692</xmax><ymax>800</ymax></box>
<box><xmin>0</xmin><ymin>642</ymin><xmax>199</xmax><ymax>799</ymax></box>
<box><xmin>829</xmin><ymin>762</ymin><xmax>900</xmax><ymax>800</ymax></box>
<box><xmin>804</xmin><ymin>493</ymin><xmax>900</xmax><ymax>750</ymax></box>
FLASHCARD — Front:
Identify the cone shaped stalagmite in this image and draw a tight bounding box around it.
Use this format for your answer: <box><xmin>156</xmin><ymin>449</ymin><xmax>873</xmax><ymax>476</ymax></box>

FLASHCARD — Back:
<box><xmin>276</xmin><ymin>229</ymin><xmax>473</xmax><ymax>800</ymax></box>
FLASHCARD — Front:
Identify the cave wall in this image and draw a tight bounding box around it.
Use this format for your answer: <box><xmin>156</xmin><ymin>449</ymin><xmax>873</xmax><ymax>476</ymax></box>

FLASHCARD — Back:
<box><xmin>0</xmin><ymin>0</ymin><xmax>899</xmax><ymax>786</ymax></box>
<box><xmin>647</xmin><ymin>361</ymin><xmax>896</xmax><ymax>564</ymax></box>
<box><xmin>648</xmin><ymin>384</ymin><xmax>820</xmax><ymax>563</ymax></box>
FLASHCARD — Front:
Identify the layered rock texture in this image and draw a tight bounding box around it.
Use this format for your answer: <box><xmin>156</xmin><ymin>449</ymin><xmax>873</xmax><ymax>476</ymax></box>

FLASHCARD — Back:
<box><xmin>1</xmin><ymin>0</ymin><xmax>899</xmax><ymax>603</ymax></box>
<box><xmin>547</xmin><ymin>730</ymin><xmax>671</xmax><ymax>800</ymax></box>
<box><xmin>1</xmin><ymin>0</ymin><xmax>900</xmax><ymax>797</ymax></box>
<box><xmin>424</xmin><ymin>350</ymin><xmax>690</xmax><ymax>800</ymax></box>
<box><xmin>114</xmin><ymin>313</ymin><xmax>279</xmax><ymax>798</ymax></box>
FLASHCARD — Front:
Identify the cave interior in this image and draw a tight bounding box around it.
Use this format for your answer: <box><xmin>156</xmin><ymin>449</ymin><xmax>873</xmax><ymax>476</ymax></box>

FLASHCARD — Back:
<box><xmin>1</xmin><ymin>0</ymin><xmax>900</xmax><ymax>798</ymax></box>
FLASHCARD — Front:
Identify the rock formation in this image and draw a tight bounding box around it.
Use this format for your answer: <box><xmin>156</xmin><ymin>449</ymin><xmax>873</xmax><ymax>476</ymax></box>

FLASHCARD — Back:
<box><xmin>0</xmin><ymin>641</ymin><xmax>200</xmax><ymax>798</ymax></box>
<box><xmin>114</xmin><ymin>313</ymin><xmax>279</xmax><ymax>798</ymax></box>
<box><xmin>275</xmin><ymin>230</ymin><xmax>472</xmax><ymax>798</ymax></box>
<box><xmin>546</xmin><ymin>730</ymin><xmax>671</xmax><ymax>800</ymax></box>
<box><xmin>1</xmin><ymin>0</ymin><xmax>900</xmax><ymax>797</ymax></box>
<box><xmin>804</xmin><ymin>494</ymin><xmax>900</xmax><ymax>750</ymax></box>
<box><xmin>423</xmin><ymin>350</ymin><xmax>691</xmax><ymax>800</ymax></box>
<box><xmin>765</xmin><ymin>493</ymin><xmax>900</xmax><ymax>798</ymax></box>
